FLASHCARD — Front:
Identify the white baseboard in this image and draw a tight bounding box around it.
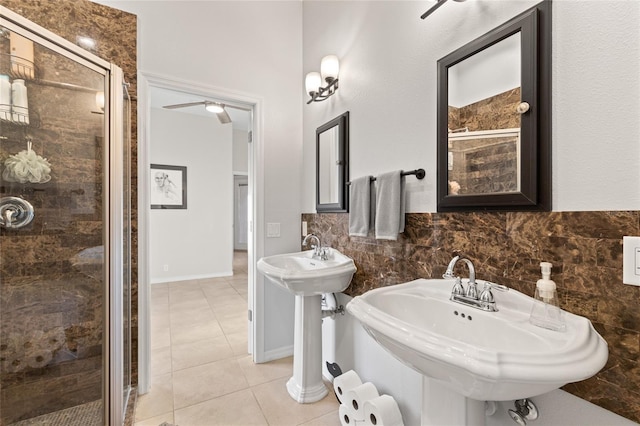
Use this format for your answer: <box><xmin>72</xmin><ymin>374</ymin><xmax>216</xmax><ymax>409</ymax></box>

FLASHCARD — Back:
<box><xmin>258</xmin><ymin>345</ymin><xmax>294</xmax><ymax>363</ymax></box>
<box><xmin>151</xmin><ymin>271</ymin><xmax>234</xmax><ymax>284</ymax></box>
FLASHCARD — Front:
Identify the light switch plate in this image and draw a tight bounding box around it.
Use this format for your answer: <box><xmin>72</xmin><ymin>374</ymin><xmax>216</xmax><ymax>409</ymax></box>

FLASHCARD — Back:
<box><xmin>267</xmin><ymin>222</ymin><xmax>280</xmax><ymax>238</ymax></box>
<box><xmin>623</xmin><ymin>236</ymin><xmax>640</xmax><ymax>286</ymax></box>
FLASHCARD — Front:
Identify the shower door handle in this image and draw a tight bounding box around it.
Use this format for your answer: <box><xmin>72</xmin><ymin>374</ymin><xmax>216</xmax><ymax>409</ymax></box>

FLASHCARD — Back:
<box><xmin>3</xmin><ymin>208</ymin><xmax>17</xmax><ymax>228</ymax></box>
<box><xmin>0</xmin><ymin>196</ymin><xmax>35</xmax><ymax>229</ymax></box>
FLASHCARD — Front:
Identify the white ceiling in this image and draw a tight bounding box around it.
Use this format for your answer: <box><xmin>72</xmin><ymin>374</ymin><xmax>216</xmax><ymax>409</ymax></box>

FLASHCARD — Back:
<box><xmin>150</xmin><ymin>86</ymin><xmax>252</xmax><ymax>132</ymax></box>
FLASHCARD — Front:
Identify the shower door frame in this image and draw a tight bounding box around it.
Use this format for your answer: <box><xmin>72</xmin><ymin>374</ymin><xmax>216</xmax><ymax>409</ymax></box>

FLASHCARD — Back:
<box><xmin>0</xmin><ymin>7</ymin><xmax>130</xmax><ymax>425</ymax></box>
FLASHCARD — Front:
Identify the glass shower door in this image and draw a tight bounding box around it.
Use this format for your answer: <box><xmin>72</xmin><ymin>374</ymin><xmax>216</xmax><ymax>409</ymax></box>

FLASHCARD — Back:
<box><xmin>0</xmin><ymin>11</ymin><xmax>129</xmax><ymax>425</ymax></box>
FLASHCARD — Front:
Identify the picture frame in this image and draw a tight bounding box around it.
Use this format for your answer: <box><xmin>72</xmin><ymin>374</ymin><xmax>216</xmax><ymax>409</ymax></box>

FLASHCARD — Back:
<box><xmin>150</xmin><ymin>164</ymin><xmax>187</xmax><ymax>209</ymax></box>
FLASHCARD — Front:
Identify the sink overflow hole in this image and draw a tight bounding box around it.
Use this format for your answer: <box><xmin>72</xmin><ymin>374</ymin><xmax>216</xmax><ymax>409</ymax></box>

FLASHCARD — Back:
<box><xmin>452</xmin><ymin>310</ymin><xmax>473</xmax><ymax>321</ymax></box>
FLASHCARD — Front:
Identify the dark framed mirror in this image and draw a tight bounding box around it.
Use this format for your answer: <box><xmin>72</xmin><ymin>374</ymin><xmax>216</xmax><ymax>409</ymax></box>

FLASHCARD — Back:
<box><xmin>437</xmin><ymin>1</ymin><xmax>551</xmax><ymax>211</ymax></box>
<box><xmin>316</xmin><ymin>111</ymin><xmax>349</xmax><ymax>212</ymax></box>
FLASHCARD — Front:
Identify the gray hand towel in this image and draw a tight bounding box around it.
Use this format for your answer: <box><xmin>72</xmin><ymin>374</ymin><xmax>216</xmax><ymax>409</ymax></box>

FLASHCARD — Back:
<box><xmin>375</xmin><ymin>170</ymin><xmax>405</xmax><ymax>240</ymax></box>
<box><xmin>349</xmin><ymin>176</ymin><xmax>373</xmax><ymax>236</ymax></box>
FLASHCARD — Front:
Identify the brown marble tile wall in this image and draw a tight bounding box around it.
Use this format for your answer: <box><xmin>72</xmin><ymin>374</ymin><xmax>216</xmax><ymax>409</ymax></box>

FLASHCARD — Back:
<box><xmin>448</xmin><ymin>88</ymin><xmax>521</xmax><ymax>195</ymax></box>
<box><xmin>0</xmin><ymin>1</ymin><xmax>137</xmax><ymax>424</ymax></box>
<box><xmin>449</xmin><ymin>87</ymin><xmax>521</xmax><ymax>132</ymax></box>
<box><xmin>302</xmin><ymin>211</ymin><xmax>640</xmax><ymax>423</ymax></box>
<box><xmin>449</xmin><ymin>135</ymin><xmax>519</xmax><ymax>194</ymax></box>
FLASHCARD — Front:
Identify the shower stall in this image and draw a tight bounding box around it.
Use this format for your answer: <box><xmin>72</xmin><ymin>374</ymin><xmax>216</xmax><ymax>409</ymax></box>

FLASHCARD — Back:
<box><xmin>0</xmin><ymin>7</ymin><xmax>131</xmax><ymax>426</ymax></box>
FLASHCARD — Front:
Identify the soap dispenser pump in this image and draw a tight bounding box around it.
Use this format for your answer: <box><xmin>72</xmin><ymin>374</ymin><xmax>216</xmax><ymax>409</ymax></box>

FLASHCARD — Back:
<box><xmin>529</xmin><ymin>262</ymin><xmax>566</xmax><ymax>331</ymax></box>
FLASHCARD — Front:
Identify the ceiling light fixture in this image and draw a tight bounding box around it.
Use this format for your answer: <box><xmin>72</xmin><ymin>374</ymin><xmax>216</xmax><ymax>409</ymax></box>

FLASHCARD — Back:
<box><xmin>421</xmin><ymin>0</ymin><xmax>466</xmax><ymax>20</ymax></box>
<box><xmin>305</xmin><ymin>55</ymin><xmax>340</xmax><ymax>104</ymax></box>
<box><xmin>162</xmin><ymin>100</ymin><xmax>232</xmax><ymax>124</ymax></box>
<box><xmin>205</xmin><ymin>102</ymin><xmax>225</xmax><ymax>113</ymax></box>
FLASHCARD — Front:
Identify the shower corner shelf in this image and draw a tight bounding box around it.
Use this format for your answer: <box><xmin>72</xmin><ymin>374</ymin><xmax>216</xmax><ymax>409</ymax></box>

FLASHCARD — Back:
<box><xmin>0</xmin><ymin>108</ymin><xmax>41</xmax><ymax>128</ymax></box>
<box><xmin>0</xmin><ymin>52</ymin><xmax>39</xmax><ymax>82</ymax></box>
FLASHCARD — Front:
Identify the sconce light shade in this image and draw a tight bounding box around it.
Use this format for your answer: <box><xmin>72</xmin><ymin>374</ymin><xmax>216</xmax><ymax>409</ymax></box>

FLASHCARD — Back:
<box><xmin>95</xmin><ymin>91</ymin><xmax>105</xmax><ymax>110</ymax></box>
<box><xmin>306</xmin><ymin>55</ymin><xmax>340</xmax><ymax>104</ymax></box>
<box><xmin>305</xmin><ymin>72</ymin><xmax>322</xmax><ymax>96</ymax></box>
<box><xmin>320</xmin><ymin>55</ymin><xmax>340</xmax><ymax>82</ymax></box>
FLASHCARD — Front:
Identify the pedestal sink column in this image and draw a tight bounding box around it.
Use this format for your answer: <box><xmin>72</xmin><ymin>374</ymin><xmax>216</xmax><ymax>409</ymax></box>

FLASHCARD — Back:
<box><xmin>286</xmin><ymin>294</ymin><xmax>328</xmax><ymax>403</ymax></box>
<box><xmin>422</xmin><ymin>377</ymin><xmax>486</xmax><ymax>426</ymax></box>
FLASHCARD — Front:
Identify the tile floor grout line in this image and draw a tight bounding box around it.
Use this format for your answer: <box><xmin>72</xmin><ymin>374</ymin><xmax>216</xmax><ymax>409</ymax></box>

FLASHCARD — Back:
<box><xmin>137</xmin><ymin>252</ymin><xmax>339</xmax><ymax>426</ymax></box>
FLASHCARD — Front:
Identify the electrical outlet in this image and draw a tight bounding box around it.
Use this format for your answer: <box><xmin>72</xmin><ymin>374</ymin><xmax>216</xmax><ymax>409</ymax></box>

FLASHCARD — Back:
<box><xmin>302</xmin><ymin>221</ymin><xmax>308</xmax><ymax>236</ymax></box>
<box><xmin>163</xmin><ymin>264</ymin><xmax>169</xmax><ymax>272</ymax></box>
<box><xmin>623</xmin><ymin>236</ymin><xmax>640</xmax><ymax>286</ymax></box>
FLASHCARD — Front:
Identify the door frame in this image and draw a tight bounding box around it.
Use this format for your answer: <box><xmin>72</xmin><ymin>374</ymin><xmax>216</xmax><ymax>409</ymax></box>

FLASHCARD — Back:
<box><xmin>233</xmin><ymin>175</ymin><xmax>249</xmax><ymax>251</ymax></box>
<box><xmin>137</xmin><ymin>72</ymin><xmax>265</xmax><ymax>394</ymax></box>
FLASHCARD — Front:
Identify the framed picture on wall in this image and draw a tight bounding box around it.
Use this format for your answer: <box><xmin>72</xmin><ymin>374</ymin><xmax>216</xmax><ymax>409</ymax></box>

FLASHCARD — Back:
<box><xmin>151</xmin><ymin>164</ymin><xmax>187</xmax><ymax>209</ymax></box>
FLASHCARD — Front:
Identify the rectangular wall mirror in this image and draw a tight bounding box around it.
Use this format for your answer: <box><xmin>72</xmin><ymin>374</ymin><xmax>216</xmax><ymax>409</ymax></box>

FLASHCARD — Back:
<box><xmin>316</xmin><ymin>111</ymin><xmax>349</xmax><ymax>212</ymax></box>
<box><xmin>437</xmin><ymin>1</ymin><xmax>551</xmax><ymax>211</ymax></box>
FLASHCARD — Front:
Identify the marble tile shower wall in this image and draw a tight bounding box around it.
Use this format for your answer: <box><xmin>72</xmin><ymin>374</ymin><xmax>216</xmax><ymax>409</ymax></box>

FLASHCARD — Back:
<box><xmin>2</xmin><ymin>0</ymin><xmax>140</xmax><ymax>385</ymax></box>
<box><xmin>0</xmin><ymin>1</ymin><xmax>137</xmax><ymax>424</ymax></box>
<box><xmin>302</xmin><ymin>211</ymin><xmax>640</xmax><ymax>423</ymax></box>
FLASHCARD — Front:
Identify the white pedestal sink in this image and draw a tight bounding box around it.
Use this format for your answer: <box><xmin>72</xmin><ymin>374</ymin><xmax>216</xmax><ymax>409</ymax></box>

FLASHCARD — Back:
<box><xmin>347</xmin><ymin>278</ymin><xmax>608</xmax><ymax>425</ymax></box>
<box><xmin>257</xmin><ymin>249</ymin><xmax>356</xmax><ymax>403</ymax></box>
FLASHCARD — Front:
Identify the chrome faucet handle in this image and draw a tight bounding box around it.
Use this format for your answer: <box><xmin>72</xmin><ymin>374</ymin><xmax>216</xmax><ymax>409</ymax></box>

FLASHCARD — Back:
<box><xmin>484</xmin><ymin>281</ymin><xmax>509</xmax><ymax>292</ymax></box>
<box><xmin>479</xmin><ymin>284</ymin><xmax>495</xmax><ymax>304</ymax></box>
<box><xmin>479</xmin><ymin>281</ymin><xmax>509</xmax><ymax>304</ymax></box>
<box><xmin>451</xmin><ymin>277</ymin><xmax>465</xmax><ymax>296</ymax></box>
<box><xmin>318</xmin><ymin>246</ymin><xmax>330</xmax><ymax>260</ymax></box>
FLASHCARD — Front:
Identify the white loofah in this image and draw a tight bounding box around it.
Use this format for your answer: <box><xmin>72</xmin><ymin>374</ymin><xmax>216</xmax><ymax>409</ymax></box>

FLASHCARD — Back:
<box><xmin>3</xmin><ymin>140</ymin><xmax>52</xmax><ymax>184</ymax></box>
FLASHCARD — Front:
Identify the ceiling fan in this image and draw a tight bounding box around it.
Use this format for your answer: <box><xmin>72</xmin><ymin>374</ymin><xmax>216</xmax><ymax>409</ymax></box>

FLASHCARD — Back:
<box><xmin>162</xmin><ymin>100</ymin><xmax>232</xmax><ymax>124</ymax></box>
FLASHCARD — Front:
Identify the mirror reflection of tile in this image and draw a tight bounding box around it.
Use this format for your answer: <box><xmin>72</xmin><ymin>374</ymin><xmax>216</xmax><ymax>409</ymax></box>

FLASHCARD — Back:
<box><xmin>448</xmin><ymin>88</ymin><xmax>521</xmax><ymax>195</ymax></box>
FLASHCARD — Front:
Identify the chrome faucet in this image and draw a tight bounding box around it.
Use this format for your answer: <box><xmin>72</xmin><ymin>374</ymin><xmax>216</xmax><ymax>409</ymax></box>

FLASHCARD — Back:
<box><xmin>443</xmin><ymin>254</ymin><xmax>477</xmax><ymax>298</ymax></box>
<box><xmin>443</xmin><ymin>254</ymin><xmax>508</xmax><ymax>312</ymax></box>
<box><xmin>302</xmin><ymin>233</ymin><xmax>328</xmax><ymax>260</ymax></box>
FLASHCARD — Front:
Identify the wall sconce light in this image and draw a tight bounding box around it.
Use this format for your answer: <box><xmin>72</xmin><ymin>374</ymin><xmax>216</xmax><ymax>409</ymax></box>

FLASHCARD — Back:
<box><xmin>95</xmin><ymin>91</ymin><xmax>105</xmax><ymax>111</ymax></box>
<box><xmin>421</xmin><ymin>0</ymin><xmax>466</xmax><ymax>19</ymax></box>
<box><xmin>305</xmin><ymin>55</ymin><xmax>339</xmax><ymax>104</ymax></box>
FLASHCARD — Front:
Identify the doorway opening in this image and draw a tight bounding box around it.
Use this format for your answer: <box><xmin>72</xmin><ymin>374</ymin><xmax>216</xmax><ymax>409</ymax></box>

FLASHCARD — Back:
<box><xmin>137</xmin><ymin>74</ymin><xmax>263</xmax><ymax>394</ymax></box>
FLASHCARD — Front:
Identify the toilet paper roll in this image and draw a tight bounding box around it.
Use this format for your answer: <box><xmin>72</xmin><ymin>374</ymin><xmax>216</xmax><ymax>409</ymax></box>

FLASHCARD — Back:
<box><xmin>344</xmin><ymin>382</ymin><xmax>379</xmax><ymax>421</ymax></box>
<box><xmin>333</xmin><ymin>370</ymin><xmax>363</xmax><ymax>403</ymax></box>
<box><xmin>363</xmin><ymin>395</ymin><xmax>404</xmax><ymax>426</ymax></box>
<box><xmin>339</xmin><ymin>404</ymin><xmax>358</xmax><ymax>426</ymax></box>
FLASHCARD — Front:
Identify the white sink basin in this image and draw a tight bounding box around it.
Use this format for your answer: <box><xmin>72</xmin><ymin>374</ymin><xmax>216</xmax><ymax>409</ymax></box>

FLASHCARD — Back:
<box><xmin>257</xmin><ymin>248</ymin><xmax>356</xmax><ymax>404</ymax></box>
<box><xmin>347</xmin><ymin>278</ymin><xmax>608</xmax><ymax>402</ymax></box>
<box><xmin>257</xmin><ymin>249</ymin><xmax>356</xmax><ymax>296</ymax></box>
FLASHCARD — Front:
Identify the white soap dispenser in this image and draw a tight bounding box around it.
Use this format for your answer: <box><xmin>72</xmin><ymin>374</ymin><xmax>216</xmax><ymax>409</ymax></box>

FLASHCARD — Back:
<box><xmin>529</xmin><ymin>262</ymin><xmax>566</xmax><ymax>331</ymax></box>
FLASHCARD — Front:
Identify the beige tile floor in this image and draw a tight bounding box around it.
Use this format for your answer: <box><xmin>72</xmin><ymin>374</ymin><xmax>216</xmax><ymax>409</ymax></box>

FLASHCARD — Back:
<box><xmin>135</xmin><ymin>251</ymin><xmax>340</xmax><ymax>426</ymax></box>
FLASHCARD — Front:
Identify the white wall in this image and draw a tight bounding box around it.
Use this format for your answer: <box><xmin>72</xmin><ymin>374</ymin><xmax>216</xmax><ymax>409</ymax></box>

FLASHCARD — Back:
<box><xmin>233</xmin><ymin>128</ymin><xmax>248</xmax><ymax>175</ymax></box>
<box><xmin>302</xmin><ymin>0</ymin><xmax>640</xmax><ymax>213</ymax></box>
<box><xmin>150</xmin><ymin>108</ymin><xmax>233</xmax><ymax>282</ymax></box>
<box><xmin>93</xmin><ymin>0</ymin><xmax>303</xmax><ymax>356</ymax></box>
<box><xmin>307</xmin><ymin>1</ymin><xmax>640</xmax><ymax>424</ymax></box>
